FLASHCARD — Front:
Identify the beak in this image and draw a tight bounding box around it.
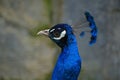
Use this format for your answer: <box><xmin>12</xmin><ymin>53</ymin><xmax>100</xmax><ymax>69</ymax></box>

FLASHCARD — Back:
<box><xmin>37</xmin><ymin>29</ymin><xmax>50</xmax><ymax>36</ymax></box>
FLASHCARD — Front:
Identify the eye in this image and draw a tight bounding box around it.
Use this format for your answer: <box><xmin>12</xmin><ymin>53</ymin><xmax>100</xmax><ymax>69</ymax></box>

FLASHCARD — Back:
<box><xmin>49</xmin><ymin>27</ymin><xmax>66</xmax><ymax>40</ymax></box>
<box><xmin>53</xmin><ymin>31</ymin><xmax>60</xmax><ymax>37</ymax></box>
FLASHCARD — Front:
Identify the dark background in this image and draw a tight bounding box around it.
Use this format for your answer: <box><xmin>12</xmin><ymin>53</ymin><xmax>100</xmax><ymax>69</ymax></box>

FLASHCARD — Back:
<box><xmin>0</xmin><ymin>0</ymin><xmax>120</xmax><ymax>80</ymax></box>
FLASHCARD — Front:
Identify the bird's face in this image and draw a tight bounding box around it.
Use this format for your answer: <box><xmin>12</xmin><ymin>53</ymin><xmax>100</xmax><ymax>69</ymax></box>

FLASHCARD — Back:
<box><xmin>37</xmin><ymin>24</ymin><xmax>74</xmax><ymax>48</ymax></box>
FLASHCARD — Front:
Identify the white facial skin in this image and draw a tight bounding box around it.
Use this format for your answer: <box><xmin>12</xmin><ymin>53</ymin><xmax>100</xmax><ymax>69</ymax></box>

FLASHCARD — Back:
<box><xmin>50</xmin><ymin>29</ymin><xmax>55</xmax><ymax>33</ymax></box>
<box><xmin>53</xmin><ymin>30</ymin><xmax>66</xmax><ymax>40</ymax></box>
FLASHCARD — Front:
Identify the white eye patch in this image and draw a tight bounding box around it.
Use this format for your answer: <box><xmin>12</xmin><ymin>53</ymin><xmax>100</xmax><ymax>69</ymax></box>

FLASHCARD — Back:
<box><xmin>53</xmin><ymin>30</ymin><xmax>66</xmax><ymax>40</ymax></box>
<box><xmin>50</xmin><ymin>29</ymin><xmax>55</xmax><ymax>32</ymax></box>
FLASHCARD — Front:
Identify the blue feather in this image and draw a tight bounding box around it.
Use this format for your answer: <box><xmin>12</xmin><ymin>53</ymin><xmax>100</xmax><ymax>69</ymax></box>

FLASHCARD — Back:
<box><xmin>85</xmin><ymin>12</ymin><xmax>97</xmax><ymax>45</ymax></box>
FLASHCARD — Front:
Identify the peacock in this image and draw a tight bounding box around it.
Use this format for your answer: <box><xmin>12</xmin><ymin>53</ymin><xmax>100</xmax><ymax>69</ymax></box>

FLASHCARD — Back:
<box><xmin>37</xmin><ymin>12</ymin><xmax>97</xmax><ymax>80</ymax></box>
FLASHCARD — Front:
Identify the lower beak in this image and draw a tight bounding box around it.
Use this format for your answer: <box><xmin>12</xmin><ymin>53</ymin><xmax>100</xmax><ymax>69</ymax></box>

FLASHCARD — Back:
<box><xmin>37</xmin><ymin>29</ymin><xmax>50</xmax><ymax>36</ymax></box>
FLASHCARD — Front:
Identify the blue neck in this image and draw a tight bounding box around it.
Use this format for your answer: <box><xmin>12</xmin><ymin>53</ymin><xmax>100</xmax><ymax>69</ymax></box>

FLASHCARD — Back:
<box><xmin>52</xmin><ymin>35</ymin><xmax>81</xmax><ymax>80</ymax></box>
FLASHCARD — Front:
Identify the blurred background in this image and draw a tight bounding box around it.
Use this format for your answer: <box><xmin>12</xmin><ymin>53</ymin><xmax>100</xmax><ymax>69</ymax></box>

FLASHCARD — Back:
<box><xmin>0</xmin><ymin>0</ymin><xmax>120</xmax><ymax>80</ymax></box>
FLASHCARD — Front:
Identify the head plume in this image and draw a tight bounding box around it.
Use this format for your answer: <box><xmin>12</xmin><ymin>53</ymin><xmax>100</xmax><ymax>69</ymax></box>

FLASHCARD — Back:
<box><xmin>73</xmin><ymin>11</ymin><xmax>97</xmax><ymax>45</ymax></box>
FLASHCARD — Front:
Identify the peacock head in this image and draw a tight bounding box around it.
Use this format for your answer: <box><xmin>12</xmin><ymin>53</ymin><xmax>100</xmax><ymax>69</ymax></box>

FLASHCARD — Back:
<box><xmin>37</xmin><ymin>12</ymin><xmax>97</xmax><ymax>47</ymax></box>
<box><xmin>37</xmin><ymin>24</ymin><xmax>75</xmax><ymax>48</ymax></box>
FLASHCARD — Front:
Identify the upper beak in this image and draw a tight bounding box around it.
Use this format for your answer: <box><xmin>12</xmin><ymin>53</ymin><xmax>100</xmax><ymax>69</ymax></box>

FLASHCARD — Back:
<box><xmin>37</xmin><ymin>29</ymin><xmax>50</xmax><ymax>36</ymax></box>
